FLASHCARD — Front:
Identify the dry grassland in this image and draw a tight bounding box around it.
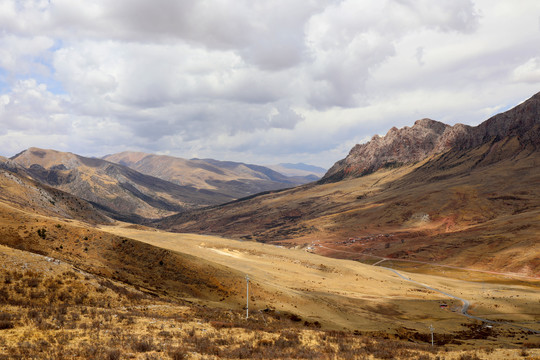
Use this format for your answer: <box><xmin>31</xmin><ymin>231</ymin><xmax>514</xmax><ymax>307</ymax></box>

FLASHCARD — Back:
<box><xmin>103</xmin><ymin>226</ymin><xmax>540</xmax><ymax>345</ymax></box>
<box><xmin>1</xmin><ymin>242</ymin><xmax>538</xmax><ymax>360</ymax></box>
<box><xmin>0</xmin><ymin>192</ymin><xmax>537</xmax><ymax>358</ymax></box>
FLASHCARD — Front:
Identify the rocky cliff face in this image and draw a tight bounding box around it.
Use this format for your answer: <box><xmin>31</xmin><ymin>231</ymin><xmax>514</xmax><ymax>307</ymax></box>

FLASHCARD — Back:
<box><xmin>321</xmin><ymin>91</ymin><xmax>540</xmax><ymax>183</ymax></box>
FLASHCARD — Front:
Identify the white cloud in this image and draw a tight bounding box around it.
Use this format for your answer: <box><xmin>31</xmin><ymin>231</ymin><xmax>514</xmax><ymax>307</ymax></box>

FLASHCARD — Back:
<box><xmin>0</xmin><ymin>0</ymin><xmax>539</xmax><ymax>167</ymax></box>
<box><xmin>0</xmin><ymin>79</ymin><xmax>66</xmax><ymax>132</ymax></box>
<box><xmin>512</xmin><ymin>57</ymin><xmax>540</xmax><ymax>83</ymax></box>
<box><xmin>268</xmin><ymin>103</ymin><xmax>304</xmax><ymax>130</ymax></box>
<box><xmin>0</xmin><ymin>35</ymin><xmax>54</xmax><ymax>76</ymax></box>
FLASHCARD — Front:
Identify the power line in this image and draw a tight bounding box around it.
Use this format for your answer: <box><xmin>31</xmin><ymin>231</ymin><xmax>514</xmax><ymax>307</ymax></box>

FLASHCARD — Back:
<box><xmin>245</xmin><ymin>274</ymin><xmax>249</xmax><ymax>319</ymax></box>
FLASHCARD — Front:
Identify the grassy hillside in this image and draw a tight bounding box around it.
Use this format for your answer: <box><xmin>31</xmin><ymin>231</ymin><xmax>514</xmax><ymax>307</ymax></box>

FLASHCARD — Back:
<box><xmin>0</xmin><ymin>186</ymin><xmax>537</xmax><ymax>358</ymax></box>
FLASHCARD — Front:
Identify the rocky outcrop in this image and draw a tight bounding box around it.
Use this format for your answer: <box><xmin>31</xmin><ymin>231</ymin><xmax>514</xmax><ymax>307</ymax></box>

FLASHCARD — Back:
<box><xmin>321</xmin><ymin>91</ymin><xmax>540</xmax><ymax>183</ymax></box>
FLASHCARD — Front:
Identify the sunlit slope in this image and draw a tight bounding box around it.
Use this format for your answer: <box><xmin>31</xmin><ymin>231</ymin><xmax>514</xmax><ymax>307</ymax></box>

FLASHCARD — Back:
<box><xmin>103</xmin><ymin>225</ymin><xmax>540</xmax><ymax>335</ymax></box>
<box><xmin>0</xmin><ymin>199</ymin><xmax>245</xmax><ymax>304</ymax></box>
<box><xmin>0</xmin><ymin>159</ymin><xmax>110</xmax><ymax>224</ymax></box>
<box><xmin>0</xmin><ymin>170</ymin><xmax>536</xmax><ymax>338</ymax></box>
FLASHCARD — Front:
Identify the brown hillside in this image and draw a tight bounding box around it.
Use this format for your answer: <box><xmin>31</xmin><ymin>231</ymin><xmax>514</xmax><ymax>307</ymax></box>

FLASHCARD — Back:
<box><xmin>0</xmin><ymin>157</ymin><xmax>538</xmax><ymax>357</ymax></box>
<box><xmin>0</xmin><ymin>158</ymin><xmax>110</xmax><ymax>224</ymax></box>
<box><xmin>2</xmin><ymin>211</ymin><xmax>537</xmax><ymax>358</ymax></box>
<box><xmin>0</xmin><ymin>199</ymin><xmax>244</xmax><ymax>304</ymax></box>
<box><xmin>11</xmin><ymin>148</ymin><xmax>233</xmax><ymax>222</ymax></box>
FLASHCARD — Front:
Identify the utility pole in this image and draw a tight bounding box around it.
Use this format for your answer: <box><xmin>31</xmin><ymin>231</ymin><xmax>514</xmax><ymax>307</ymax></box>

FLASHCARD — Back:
<box><xmin>245</xmin><ymin>275</ymin><xmax>249</xmax><ymax>319</ymax></box>
<box><xmin>429</xmin><ymin>324</ymin><xmax>434</xmax><ymax>347</ymax></box>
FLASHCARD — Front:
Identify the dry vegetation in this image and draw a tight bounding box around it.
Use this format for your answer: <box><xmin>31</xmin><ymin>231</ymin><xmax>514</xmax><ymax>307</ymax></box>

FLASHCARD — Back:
<box><xmin>0</xmin><ymin>151</ymin><xmax>539</xmax><ymax>358</ymax></box>
<box><xmin>3</xmin><ymin>255</ymin><xmax>535</xmax><ymax>360</ymax></box>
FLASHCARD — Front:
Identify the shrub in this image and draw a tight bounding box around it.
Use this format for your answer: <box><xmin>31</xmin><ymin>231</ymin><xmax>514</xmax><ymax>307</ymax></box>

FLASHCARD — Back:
<box><xmin>274</xmin><ymin>330</ymin><xmax>301</xmax><ymax>348</ymax></box>
<box><xmin>132</xmin><ymin>337</ymin><xmax>154</xmax><ymax>352</ymax></box>
<box><xmin>25</xmin><ymin>277</ymin><xmax>41</xmax><ymax>288</ymax></box>
<box><xmin>458</xmin><ymin>353</ymin><xmax>482</xmax><ymax>360</ymax></box>
<box><xmin>210</xmin><ymin>321</ymin><xmax>234</xmax><ymax>329</ymax></box>
<box><xmin>0</xmin><ymin>320</ymin><xmax>14</xmax><ymax>330</ymax></box>
<box><xmin>0</xmin><ymin>288</ymin><xmax>9</xmax><ymax>302</ymax></box>
<box><xmin>37</xmin><ymin>228</ymin><xmax>47</xmax><ymax>239</ymax></box>
<box><xmin>106</xmin><ymin>349</ymin><xmax>121</xmax><ymax>360</ymax></box>
<box><xmin>169</xmin><ymin>347</ymin><xmax>188</xmax><ymax>360</ymax></box>
<box><xmin>288</xmin><ymin>314</ymin><xmax>302</xmax><ymax>322</ymax></box>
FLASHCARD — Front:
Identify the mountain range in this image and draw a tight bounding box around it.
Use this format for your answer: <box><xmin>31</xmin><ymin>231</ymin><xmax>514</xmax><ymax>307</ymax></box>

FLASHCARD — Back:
<box><xmin>156</xmin><ymin>91</ymin><xmax>540</xmax><ymax>277</ymax></box>
<box><xmin>0</xmin><ymin>92</ymin><xmax>538</xmax><ymax>275</ymax></box>
<box><xmin>102</xmin><ymin>152</ymin><xmax>317</xmax><ymax>199</ymax></box>
<box><xmin>0</xmin><ymin>91</ymin><xmax>538</xmax><ymax>356</ymax></box>
<box><xmin>265</xmin><ymin>163</ymin><xmax>326</xmax><ymax>179</ymax></box>
<box><xmin>5</xmin><ymin>149</ymin><xmax>321</xmax><ymax>223</ymax></box>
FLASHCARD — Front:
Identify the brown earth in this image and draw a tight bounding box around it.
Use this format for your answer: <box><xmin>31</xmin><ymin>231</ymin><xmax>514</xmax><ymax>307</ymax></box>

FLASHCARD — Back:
<box><xmin>2</xmin><ymin>241</ymin><xmax>535</xmax><ymax>359</ymax></box>
<box><xmin>0</xmin><ymin>175</ymin><xmax>537</xmax><ymax>357</ymax></box>
<box><xmin>0</xmin><ymin>159</ymin><xmax>110</xmax><ymax>224</ymax></box>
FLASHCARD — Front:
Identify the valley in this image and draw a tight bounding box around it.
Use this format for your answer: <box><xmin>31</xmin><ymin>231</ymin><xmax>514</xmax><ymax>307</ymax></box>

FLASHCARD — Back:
<box><xmin>105</xmin><ymin>224</ymin><xmax>540</xmax><ymax>337</ymax></box>
<box><xmin>0</xmin><ymin>205</ymin><xmax>537</xmax><ymax>358</ymax></box>
<box><xmin>0</xmin><ymin>92</ymin><xmax>539</xmax><ymax>359</ymax></box>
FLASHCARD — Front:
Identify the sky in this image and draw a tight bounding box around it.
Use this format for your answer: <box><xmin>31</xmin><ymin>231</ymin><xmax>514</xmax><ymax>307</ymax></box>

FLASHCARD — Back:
<box><xmin>0</xmin><ymin>0</ymin><xmax>539</xmax><ymax>168</ymax></box>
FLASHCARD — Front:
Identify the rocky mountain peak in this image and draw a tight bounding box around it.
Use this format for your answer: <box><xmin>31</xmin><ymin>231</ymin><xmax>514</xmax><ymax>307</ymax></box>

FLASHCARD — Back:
<box><xmin>321</xmin><ymin>118</ymin><xmax>452</xmax><ymax>182</ymax></box>
<box><xmin>321</xmin><ymin>91</ymin><xmax>540</xmax><ymax>183</ymax></box>
<box><xmin>414</xmin><ymin>118</ymin><xmax>448</xmax><ymax>132</ymax></box>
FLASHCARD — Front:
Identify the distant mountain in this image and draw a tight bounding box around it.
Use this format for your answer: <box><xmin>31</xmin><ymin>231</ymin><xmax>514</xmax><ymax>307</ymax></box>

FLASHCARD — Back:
<box><xmin>266</xmin><ymin>163</ymin><xmax>326</xmax><ymax>179</ymax></box>
<box><xmin>11</xmin><ymin>148</ymin><xmax>233</xmax><ymax>222</ymax></box>
<box><xmin>103</xmin><ymin>152</ymin><xmax>308</xmax><ymax>199</ymax></box>
<box><xmin>321</xmin><ymin>92</ymin><xmax>540</xmax><ymax>183</ymax></box>
<box><xmin>281</xmin><ymin>163</ymin><xmax>327</xmax><ymax>173</ymax></box>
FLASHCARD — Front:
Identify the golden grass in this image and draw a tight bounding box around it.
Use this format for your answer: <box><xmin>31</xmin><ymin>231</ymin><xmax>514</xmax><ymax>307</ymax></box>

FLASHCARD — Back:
<box><xmin>0</xmin><ymin>155</ymin><xmax>539</xmax><ymax>358</ymax></box>
<box><xmin>1</xmin><ymin>243</ymin><xmax>538</xmax><ymax>359</ymax></box>
<box><xmin>102</xmin><ymin>225</ymin><xmax>540</xmax><ymax>342</ymax></box>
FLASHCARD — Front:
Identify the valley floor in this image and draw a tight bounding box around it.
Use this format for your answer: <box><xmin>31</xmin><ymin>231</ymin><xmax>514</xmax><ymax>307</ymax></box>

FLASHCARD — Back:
<box><xmin>103</xmin><ymin>225</ymin><xmax>540</xmax><ymax>342</ymax></box>
<box><xmin>0</xmin><ymin>221</ymin><xmax>538</xmax><ymax>359</ymax></box>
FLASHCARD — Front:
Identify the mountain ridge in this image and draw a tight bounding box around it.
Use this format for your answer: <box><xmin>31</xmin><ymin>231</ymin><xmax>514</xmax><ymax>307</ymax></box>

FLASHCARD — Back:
<box><xmin>103</xmin><ymin>151</ymin><xmax>316</xmax><ymax>199</ymax></box>
<box><xmin>321</xmin><ymin>91</ymin><xmax>540</xmax><ymax>183</ymax></box>
<box><xmin>0</xmin><ymin>156</ymin><xmax>111</xmax><ymax>224</ymax></box>
<box><xmin>10</xmin><ymin>148</ymin><xmax>233</xmax><ymax>222</ymax></box>
<box><xmin>266</xmin><ymin>163</ymin><xmax>326</xmax><ymax>178</ymax></box>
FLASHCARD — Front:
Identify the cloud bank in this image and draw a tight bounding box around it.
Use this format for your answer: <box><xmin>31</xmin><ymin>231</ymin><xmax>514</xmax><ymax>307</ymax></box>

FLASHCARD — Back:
<box><xmin>0</xmin><ymin>0</ymin><xmax>539</xmax><ymax>167</ymax></box>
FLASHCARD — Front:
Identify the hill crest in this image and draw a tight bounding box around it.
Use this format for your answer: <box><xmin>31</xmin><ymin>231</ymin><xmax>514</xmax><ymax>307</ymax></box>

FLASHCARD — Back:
<box><xmin>11</xmin><ymin>148</ymin><xmax>233</xmax><ymax>222</ymax></box>
<box><xmin>103</xmin><ymin>151</ymin><xmax>316</xmax><ymax>199</ymax></box>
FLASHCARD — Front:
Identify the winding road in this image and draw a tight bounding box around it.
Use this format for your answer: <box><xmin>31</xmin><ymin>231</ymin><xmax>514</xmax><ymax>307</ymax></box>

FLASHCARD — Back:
<box><xmin>315</xmin><ymin>245</ymin><xmax>540</xmax><ymax>334</ymax></box>
<box><xmin>381</xmin><ymin>266</ymin><xmax>540</xmax><ymax>334</ymax></box>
